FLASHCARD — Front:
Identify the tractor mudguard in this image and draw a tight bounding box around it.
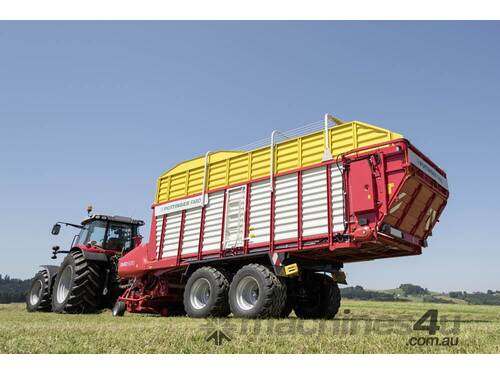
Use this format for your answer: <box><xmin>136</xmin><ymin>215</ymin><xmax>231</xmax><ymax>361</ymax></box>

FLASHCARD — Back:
<box><xmin>81</xmin><ymin>250</ymin><xmax>110</xmax><ymax>264</ymax></box>
<box><xmin>39</xmin><ymin>265</ymin><xmax>60</xmax><ymax>289</ymax></box>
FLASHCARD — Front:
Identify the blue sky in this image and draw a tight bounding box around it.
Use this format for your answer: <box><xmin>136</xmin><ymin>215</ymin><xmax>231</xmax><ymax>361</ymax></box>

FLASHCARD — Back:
<box><xmin>0</xmin><ymin>21</ymin><xmax>498</xmax><ymax>291</ymax></box>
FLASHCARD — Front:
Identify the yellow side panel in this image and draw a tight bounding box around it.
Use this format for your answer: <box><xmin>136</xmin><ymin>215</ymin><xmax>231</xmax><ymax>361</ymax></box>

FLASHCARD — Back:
<box><xmin>156</xmin><ymin>175</ymin><xmax>171</xmax><ymax>203</ymax></box>
<box><xmin>156</xmin><ymin>151</ymin><xmax>244</xmax><ymax>203</ymax></box>
<box><xmin>355</xmin><ymin>121</ymin><xmax>401</xmax><ymax>147</ymax></box>
<box><xmin>275</xmin><ymin>138</ymin><xmax>299</xmax><ymax>173</ymax></box>
<box><xmin>228</xmin><ymin>153</ymin><xmax>249</xmax><ymax>185</ymax></box>
<box><xmin>250</xmin><ymin>148</ymin><xmax>270</xmax><ymax>179</ymax></box>
<box><xmin>168</xmin><ymin>172</ymin><xmax>188</xmax><ymax>200</ymax></box>
<box><xmin>164</xmin><ymin>151</ymin><xmax>243</xmax><ymax>177</ymax></box>
<box><xmin>155</xmin><ymin>121</ymin><xmax>403</xmax><ymax>204</ymax></box>
<box><xmin>300</xmin><ymin>132</ymin><xmax>324</xmax><ymax>166</ymax></box>
<box><xmin>207</xmin><ymin>160</ymin><xmax>228</xmax><ymax>190</ymax></box>
<box><xmin>187</xmin><ymin>166</ymin><xmax>204</xmax><ymax>196</ymax></box>
<box><xmin>330</xmin><ymin>124</ymin><xmax>356</xmax><ymax>156</ymax></box>
<box><xmin>329</xmin><ymin>121</ymin><xmax>402</xmax><ymax>156</ymax></box>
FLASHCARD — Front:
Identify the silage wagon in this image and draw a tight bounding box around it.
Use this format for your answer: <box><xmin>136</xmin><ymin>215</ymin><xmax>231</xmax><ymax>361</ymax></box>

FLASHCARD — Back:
<box><xmin>113</xmin><ymin>114</ymin><xmax>449</xmax><ymax>319</ymax></box>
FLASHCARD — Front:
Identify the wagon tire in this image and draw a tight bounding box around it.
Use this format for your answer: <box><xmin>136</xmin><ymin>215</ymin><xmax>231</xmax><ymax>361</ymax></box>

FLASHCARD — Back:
<box><xmin>279</xmin><ymin>295</ymin><xmax>294</xmax><ymax>318</ymax></box>
<box><xmin>229</xmin><ymin>264</ymin><xmax>286</xmax><ymax>319</ymax></box>
<box><xmin>26</xmin><ymin>269</ymin><xmax>53</xmax><ymax>312</ymax></box>
<box><xmin>293</xmin><ymin>272</ymin><xmax>341</xmax><ymax>320</ymax></box>
<box><xmin>51</xmin><ymin>250</ymin><xmax>105</xmax><ymax>314</ymax></box>
<box><xmin>183</xmin><ymin>267</ymin><xmax>230</xmax><ymax>318</ymax></box>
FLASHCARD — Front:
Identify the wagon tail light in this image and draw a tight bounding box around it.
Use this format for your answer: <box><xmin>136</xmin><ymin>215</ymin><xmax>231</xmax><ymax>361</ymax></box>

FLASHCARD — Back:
<box><xmin>352</xmin><ymin>226</ymin><xmax>374</xmax><ymax>242</ymax></box>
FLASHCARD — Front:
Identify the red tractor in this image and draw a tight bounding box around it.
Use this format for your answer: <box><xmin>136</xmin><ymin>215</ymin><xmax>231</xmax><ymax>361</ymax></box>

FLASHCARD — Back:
<box><xmin>26</xmin><ymin>208</ymin><xmax>144</xmax><ymax>314</ymax></box>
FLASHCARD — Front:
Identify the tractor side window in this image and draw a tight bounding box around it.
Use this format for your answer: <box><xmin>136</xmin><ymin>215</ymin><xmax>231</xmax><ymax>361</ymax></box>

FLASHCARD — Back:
<box><xmin>86</xmin><ymin>221</ymin><xmax>107</xmax><ymax>247</ymax></box>
<box><xmin>77</xmin><ymin>226</ymin><xmax>89</xmax><ymax>245</ymax></box>
<box><xmin>106</xmin><ymin>223</ymin><xmax>133</xmax><ymax>252</ymax></box>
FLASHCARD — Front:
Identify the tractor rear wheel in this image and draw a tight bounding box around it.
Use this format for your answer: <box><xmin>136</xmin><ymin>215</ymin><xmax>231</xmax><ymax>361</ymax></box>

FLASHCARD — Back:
<box><xmin>183</xmin><ymin>267</ymin><xmax>230</xmax><ymax>318</ymax></box>
<box><xmin>229</xmin><ymin>264</ymin><xmax>286</xmax><ymax>319</ymax></box>
<box><xmin>51</xmin><ymin>250</ymin><xmax>105</xmax><ymax>313</ymax></box>
<box><xmin>26</xmin><ymin>269</ymin><xmax>52</xmax><ymax>312</ymax></box>
<box><xmin>293</xmin><ymin>272</ymin><xmax>341</xmax><ymax>320</ymax></box>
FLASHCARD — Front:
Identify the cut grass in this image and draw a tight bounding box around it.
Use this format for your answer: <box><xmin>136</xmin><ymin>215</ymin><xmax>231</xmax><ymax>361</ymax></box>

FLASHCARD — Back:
<box><xmin>1</xmin><ymin>300</ymin><xmax>499</xmax><ymax>353</ymax></box>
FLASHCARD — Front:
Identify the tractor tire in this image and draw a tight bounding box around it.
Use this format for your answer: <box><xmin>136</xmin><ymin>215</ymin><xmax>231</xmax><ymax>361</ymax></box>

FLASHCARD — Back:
<box><xmin>26</xmin><ymin>269</ymin><xmax>53</xmax><ymax>312</ymax></box>
<box><xmin>293</xmin><ymin>272</ymin><xmax>341</xmax><ymax>320</ymax></box>
<box><xmin>51</xmin><ymin>250</ymin><xmax>106</xmax><ymax>314</ymax></box>
<box><xmin>183</xmin><ymin>266</ymin><xmax>230</xmax><ymax>318</ymax></box>
<box><xmin>229</xmin><ymin>264</ymin><xmax>286</xmax><ymax>319</ymax></box>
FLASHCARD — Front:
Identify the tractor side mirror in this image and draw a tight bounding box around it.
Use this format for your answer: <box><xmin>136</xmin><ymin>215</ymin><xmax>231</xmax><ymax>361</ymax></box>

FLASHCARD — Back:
<box><xmin>51</xmin><ymin>223</ymin><xmax>61</xmax><ymax>235</ymax></box>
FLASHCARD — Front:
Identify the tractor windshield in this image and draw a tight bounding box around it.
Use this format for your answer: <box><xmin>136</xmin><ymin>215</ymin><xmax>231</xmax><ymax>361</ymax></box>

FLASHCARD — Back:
<box><xmin>77</xmin><ymin>221</ymin><xmax>107</xmax><ymax>248</ymax></box>
<box><xmin>76</xmin><ymin>220</ymin><xmax>135</xmax><ymax>252</ymax></box>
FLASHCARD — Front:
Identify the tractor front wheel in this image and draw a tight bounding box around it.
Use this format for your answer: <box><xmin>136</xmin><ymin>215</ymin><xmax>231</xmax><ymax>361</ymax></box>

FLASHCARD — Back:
<box><xmin>51</xmin><ymin>250</ymin><xmax>105</xmax><ymax>313</ymax></box>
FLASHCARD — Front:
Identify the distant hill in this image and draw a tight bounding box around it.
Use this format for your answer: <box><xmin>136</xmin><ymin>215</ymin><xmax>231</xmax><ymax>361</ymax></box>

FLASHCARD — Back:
<box><xmin>341</xmin><ymin>284</ymin><xmax>500</xmax><ymax>306</ymax></box>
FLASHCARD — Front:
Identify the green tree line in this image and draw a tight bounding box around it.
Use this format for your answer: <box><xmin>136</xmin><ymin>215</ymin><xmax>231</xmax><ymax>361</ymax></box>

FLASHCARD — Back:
<box><xmin>0</xmin><ymin>274</ymin><xmax>32</xmax><ymax>303</ymax></box>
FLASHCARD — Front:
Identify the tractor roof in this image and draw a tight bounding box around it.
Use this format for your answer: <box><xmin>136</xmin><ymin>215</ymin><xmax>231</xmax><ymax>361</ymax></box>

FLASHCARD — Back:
<box><xmin>81</xmin><ymin>214</ymin><xmax>145</xmax><ymax>226</ymax></box>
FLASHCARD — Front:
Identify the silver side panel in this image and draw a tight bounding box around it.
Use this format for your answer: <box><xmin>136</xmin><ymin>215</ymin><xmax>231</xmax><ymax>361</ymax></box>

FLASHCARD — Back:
<box><xmin>202</xmin><ymin>190</ymin><xmax>225</xmax><ymax>251</ymax></box>
<box><xmin>302</xmin><ymin>166</ymin><xmax>328</xmax><ymax>236</ymax></box>
<box><xmin>181</xmin><ymin>207</ymin><xmax>202</xmax><ymax>255</ymax></box>
<box><xmin>274</xmin><ymin>173</ymin><xmax>298</xmax><ymax>241</ymax></box>
<box><xmin>248</xmin><ymin>179</ymin><xmax>271</xmax><ymax>244</ymax></box>
<box><xmin>162</xmin><ymin>211</ymin><xmax>182</xmax><ymax>258</ymax></box>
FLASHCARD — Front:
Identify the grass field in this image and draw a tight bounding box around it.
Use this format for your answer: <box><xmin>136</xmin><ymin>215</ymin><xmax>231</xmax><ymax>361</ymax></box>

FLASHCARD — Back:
<box><xmin>1</xmin><ymin>300</ymin><xmax>499</xmax><ymax>354</ymax></box>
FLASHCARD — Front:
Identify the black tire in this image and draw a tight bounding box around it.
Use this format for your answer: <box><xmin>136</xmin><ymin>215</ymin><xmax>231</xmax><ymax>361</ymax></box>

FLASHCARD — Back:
<box><xmin>51</xmin><ymin>250</ymin><xmax>106</xmax><ymax>314</ymax></box>
<box><xmin>229</xmin><ymin>264</ymin><xmax>286</xmax><ymax>319</ymax></box>
<box><xmin>183</xmin><ymin>267</ymin><xmax>230</xmax><ymax>318</ymax></box>
<box><xmin>293</xmin><ymin>272</ymin><xmax>341</xmax><ymax>320</ymax></box>
<box><xmin>26</xmin><ymin>269</ymin><xmax>52</xmax><ymax>312</ymax></box>
<box><xmin>279</xmin><ymin>295</ymin><xmax>294</xmax><ymax>318</ymax></box>
<box><xmin>112</xmin><ymin>301</ymin><xmax>126</xmax><ymax>317</ymax></box>
<box><xmin>101</xmin><ymin>269</ymin><xmax>121</xmax><ymax>309</ymax></box>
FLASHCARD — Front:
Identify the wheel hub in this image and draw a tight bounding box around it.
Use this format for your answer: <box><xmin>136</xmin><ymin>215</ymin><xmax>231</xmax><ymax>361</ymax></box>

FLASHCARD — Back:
<box><xmin>30</xmin><ymin>280</ymin><xmax>43</xmax><ymax>305</ymax></box>
<box><xmin>235</xmin><ymin>276</ymin><xmax>260</xmax><ymax>311</ymax></box>
<box><xmin>56</xmin><ymin>266</ymin><xmax>73</xmax><ymax>304</ymax></box>
<box><xmin>190</xmin><ymin>278</ymin><xmax>211</xmax><ymax>309</ymax></box>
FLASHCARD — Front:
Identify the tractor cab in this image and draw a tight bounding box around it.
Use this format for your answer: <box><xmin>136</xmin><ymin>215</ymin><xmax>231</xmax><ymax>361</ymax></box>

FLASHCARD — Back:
<box><xmin>51</xmin><ymin>212</ymin><xmax>145</xmax><ymax>257</ymax></box>
<box><xmin>76</xmin><ymin>215</ymin><xmax>144</xmax><ymax>253</ymax></box>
